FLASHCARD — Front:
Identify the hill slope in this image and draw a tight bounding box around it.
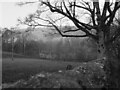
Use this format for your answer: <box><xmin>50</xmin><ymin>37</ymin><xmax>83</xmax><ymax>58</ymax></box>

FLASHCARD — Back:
<box><xmin>2</xmin><ymin>59</ymin><xmax>106</xmax><ymax>88</ymax></box>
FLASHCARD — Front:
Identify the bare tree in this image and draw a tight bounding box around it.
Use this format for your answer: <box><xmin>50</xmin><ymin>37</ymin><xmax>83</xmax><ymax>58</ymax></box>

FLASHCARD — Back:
<box><xmin>17</xmin><ymin>0</ymin><xmax>120</xmax><ymax>88</ymax></box>
<box><xmin>21</xmin><ymin>27</ymin><xmax>32</xmax><ymax>55</ymax></box>
<box><xmin>2</xmin><ymin>28</ymin><xmax>16</xmax><ymax>61</ymax></box>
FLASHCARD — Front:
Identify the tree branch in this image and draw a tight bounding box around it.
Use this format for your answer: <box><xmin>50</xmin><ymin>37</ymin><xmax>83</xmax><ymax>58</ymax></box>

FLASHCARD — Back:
<box><xmin>17</xmin><ymin>1</ymin><xmax>38</xmax><ymax>6</ymax></box>
<box><xmin>93</xmin><ymin>0</ymin><xmax>101</xmax><ymax>25</ymax></box>
<box><xmin>102</xmin><ymin>1</ymin><xmax>110</xmax><ymax>21</ymax></box>
<box><xmin>71</xmin><ymin>4</ymin><xmax>92</xmax><ymax>12</ymax></box>
<box><xmin>42</xmin><ymin>1</ymin><xmax>97</xmax><ymax>39</ymax></box>
<box><xmin>91</xmin><ymin>5</ymin><xmax>96</xmax><ymax>26</ymax></box>
<box><xmin>50</xmin><ymin>22</ymin><xmax>88</xmax><ymax>37</ymax></box>
<box><xmin>107</xmin><ymin>0</ymin><xmax>120</xmax><ymax>26</ymax></box>
<box><xmin>63</xmin><ymin>28</ymin><xmax>80</xmax><ymax>33</ymax></box>
<box><xmin>63</xmin><ymin>0</ymin><xmax>72</xmax><ymax>17</ymax></box>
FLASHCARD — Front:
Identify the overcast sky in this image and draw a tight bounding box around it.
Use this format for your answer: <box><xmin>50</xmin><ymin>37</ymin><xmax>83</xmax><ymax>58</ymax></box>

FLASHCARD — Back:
<box><xmin>0</xmin><ymin>0</ymin><xmax>118</xmax><ymax>29</ymax></box>
<box><xmin>0</xmin><ymin>0</ymin><xmax>38</xmax><ymax>28</ymax></box>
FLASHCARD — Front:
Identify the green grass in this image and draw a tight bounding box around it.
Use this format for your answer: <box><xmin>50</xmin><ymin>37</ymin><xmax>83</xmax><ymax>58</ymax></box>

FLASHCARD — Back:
<box><xmin>2</xmin><ymin>57</ymin><xmax>81</xmax><ymax>83</ymax></box>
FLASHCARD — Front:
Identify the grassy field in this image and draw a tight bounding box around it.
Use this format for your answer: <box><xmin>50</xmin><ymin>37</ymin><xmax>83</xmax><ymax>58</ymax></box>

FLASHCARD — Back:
<box><xmin>2</xmin><ymin>57</ymin><xmax>81</xmax><ymax>83</ymax></box>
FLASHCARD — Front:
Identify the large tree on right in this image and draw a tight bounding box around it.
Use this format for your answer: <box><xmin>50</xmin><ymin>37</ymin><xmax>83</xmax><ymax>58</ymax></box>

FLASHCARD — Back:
<box><xmin>18</xmin><ymin>0</ymin><xmax>120</xmax><ymax>88</ymax></box>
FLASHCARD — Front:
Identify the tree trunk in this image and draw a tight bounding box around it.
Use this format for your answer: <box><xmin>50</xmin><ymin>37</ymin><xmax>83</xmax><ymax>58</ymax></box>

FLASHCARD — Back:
<box><xmin>97</xmin><ymin>31</ymin><xmax>106</xmax><ymax>59</ymax></box>
<box><xmin>23</xmin><ymin>36</ymin><xmax>25</xmax><ymax>55</ymax></box>
<box><xmin>96</xmin><ymin>30</ymin><xmax>111</xmax><ymax>88</ymax></box>
<box><xmin>11</xmin><ymin>36</ymin><xmax>14</xmax><ymax>61</ymax></box>
<box><xmin>23</xmin><ymin>42</ymin><xmax>25</xmax><ymax>55</ymax></box>
<box><xmin>97</xmin><ymin>30</ymin><xmax>119</xmax><ymax>88</ymax></box>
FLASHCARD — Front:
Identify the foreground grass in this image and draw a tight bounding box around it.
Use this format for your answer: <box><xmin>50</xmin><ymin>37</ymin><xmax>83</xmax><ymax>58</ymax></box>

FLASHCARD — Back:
<box><xmin>3</xmin><ymin>59</ymin><xmax>106</xmax><ymax>88</ymax></box>
<box><xmin>2</xmin><ymin>58</ymin><xmax>81</xmax><ymax>83</ymax></box>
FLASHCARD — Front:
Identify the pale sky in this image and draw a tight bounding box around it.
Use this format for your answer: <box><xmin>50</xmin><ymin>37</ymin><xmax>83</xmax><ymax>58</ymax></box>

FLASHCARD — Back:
<box><xmin>0</xmin><ymin>0</ymin><xmax>38</xmax><ymax>28</ymax></box>
<box><xmin>0</xmin><ymin>0</ymin><xmax>116</xmax><ymax>29</ymax></box>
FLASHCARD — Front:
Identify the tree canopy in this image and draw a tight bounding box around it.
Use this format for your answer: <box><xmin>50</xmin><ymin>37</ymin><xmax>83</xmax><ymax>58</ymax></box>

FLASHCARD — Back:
<box><xmin>18</xmin><ymin>0</ymin><xmax>120</xmax><ymax>44</ymax></box>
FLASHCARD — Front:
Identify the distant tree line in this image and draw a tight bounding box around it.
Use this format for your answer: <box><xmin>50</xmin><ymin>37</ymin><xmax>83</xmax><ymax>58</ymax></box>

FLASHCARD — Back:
<box><xmin>2</xmin><ymin>29</ymin><xmax>97</xmax><ymax>62</ymax></box>
<box><xmin>2</xmin><ymin>26</ymin><xmax>120</xmax><ymax>63</ymax></box>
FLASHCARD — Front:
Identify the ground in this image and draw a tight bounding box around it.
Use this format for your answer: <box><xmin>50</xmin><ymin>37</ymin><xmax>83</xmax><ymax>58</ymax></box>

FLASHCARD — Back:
<box><xmin>2</xmin><ymin>57</ymin><xmax>81</xmax><ymax>83</ymax></box>
<box><xmin>2</xmin><ymin>57</ymin><xmax>106</xmax><ymax>89</ymax></box>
